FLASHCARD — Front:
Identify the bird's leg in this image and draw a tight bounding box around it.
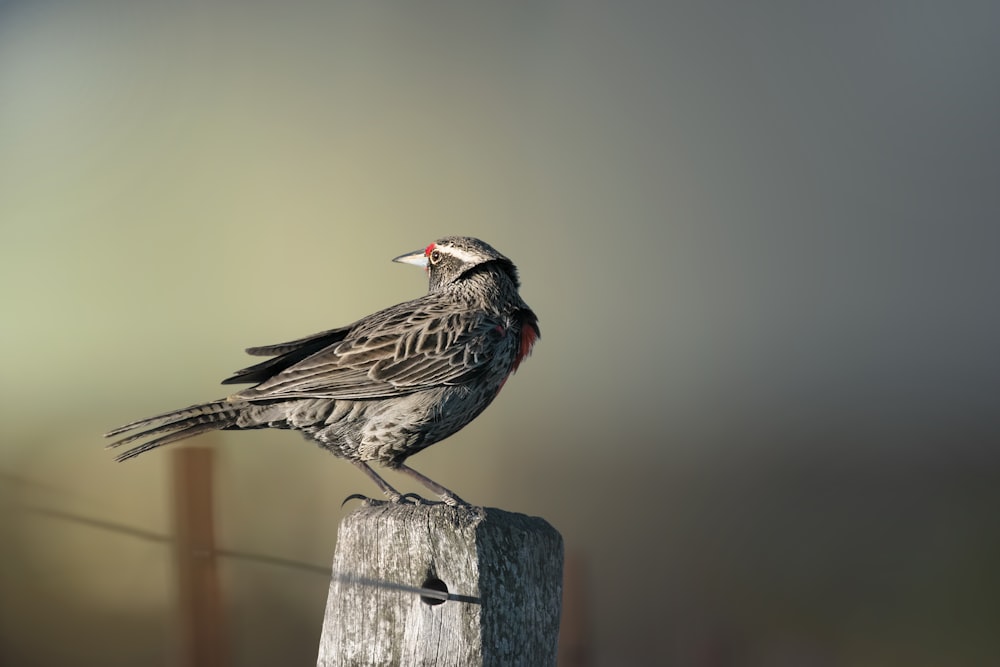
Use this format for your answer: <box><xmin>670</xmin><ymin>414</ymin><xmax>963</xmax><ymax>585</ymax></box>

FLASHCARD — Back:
<box><xmin>391</xmin><ymin>462</ymin><xmax>467</xmax><ymax>507</ymax></box>
<box><xmin>351</xmin><ymin>460</ymin><xmax>409</xmax><ymax>504</ymax></box>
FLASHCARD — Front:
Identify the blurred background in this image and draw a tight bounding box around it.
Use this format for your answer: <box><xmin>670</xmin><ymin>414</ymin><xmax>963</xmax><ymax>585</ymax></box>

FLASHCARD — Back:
<box><xmin>2</xmin><ymin>1</ymin><xmax>999</xmax><ymax>665</ymax></box>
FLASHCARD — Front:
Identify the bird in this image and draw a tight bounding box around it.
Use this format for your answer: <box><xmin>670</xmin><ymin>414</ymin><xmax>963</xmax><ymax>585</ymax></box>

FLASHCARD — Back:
<box><xmin>105</xmin><ymin>236</ymin><xmax>539</xmax><ymax>507</ymax></box>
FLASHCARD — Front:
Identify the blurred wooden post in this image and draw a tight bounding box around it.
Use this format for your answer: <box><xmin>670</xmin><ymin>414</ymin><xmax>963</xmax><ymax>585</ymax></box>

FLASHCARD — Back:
<box><xmin>317</xmin><ymin>503</ymin><xmax>563</xmax><ymax>667</ymax></box>
<box><xmin>557</xmin><ymin>552</ymin><xmax>592</xmax><ymax>667</ymax></box>
<box><xmin>172</xmin><ymin>446</ymin><xmax>229</xmax><ymax>667</ymax></box>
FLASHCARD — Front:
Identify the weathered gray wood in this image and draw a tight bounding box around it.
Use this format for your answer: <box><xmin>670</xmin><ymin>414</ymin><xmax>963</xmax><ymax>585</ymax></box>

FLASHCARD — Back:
<box><xmin>317</xmin><ymin>502</ymin><xmax>563</xmax><ymax>667</ymax></box>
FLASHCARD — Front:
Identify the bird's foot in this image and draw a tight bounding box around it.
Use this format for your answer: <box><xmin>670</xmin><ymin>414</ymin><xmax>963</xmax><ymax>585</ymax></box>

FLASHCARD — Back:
<box><xmin>398</xmin><ymin>492</ymin><xmax>434</xmax><ymax>505</ymax></box>
<box><xmin>340</xmin><ymin>491</ymin><xmax>469</xmax><ymax>508</ymax></box>
<box><xmin>389</xmin><ymin>463</ymin><xmax>470</xmax><ymax>508</ymax></box>
<box><xmin>399</xmin><ymin>492</ymin><xmax>469</xmax><ymax>507</ymax></box>
<box><xmin>440</xmin><ymin>492</ymin><xmax>469</xmax><ymax>508</ymax></box>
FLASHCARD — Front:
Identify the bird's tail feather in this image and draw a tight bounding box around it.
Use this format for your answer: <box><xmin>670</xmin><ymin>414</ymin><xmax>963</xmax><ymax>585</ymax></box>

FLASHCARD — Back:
<box><xmin>105</xmin><ymin>400</ymin><xmax>244</xmax><ymax>462</ymax></box>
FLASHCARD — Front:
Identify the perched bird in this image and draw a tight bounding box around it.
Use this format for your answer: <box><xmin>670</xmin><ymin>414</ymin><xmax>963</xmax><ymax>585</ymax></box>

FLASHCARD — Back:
<box><xmin>105</xmin><ymin>236</ymin><xmax>539</xmax><ymax>506</ymax></box>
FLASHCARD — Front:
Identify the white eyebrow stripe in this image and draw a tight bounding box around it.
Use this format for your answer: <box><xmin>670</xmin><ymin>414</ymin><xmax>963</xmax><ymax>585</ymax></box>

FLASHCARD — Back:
<box><xmin>437</xmin><ymin>246</ymin><xmax>481</xmax><ymax>264</ymax></box>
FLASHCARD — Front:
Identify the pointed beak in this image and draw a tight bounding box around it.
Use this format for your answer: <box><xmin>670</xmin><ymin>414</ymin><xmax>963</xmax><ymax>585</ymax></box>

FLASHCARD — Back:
<box><xmin>392</xmin><ymin>248</ymin><xmax>428</xmax><ymax>268</ymax></box>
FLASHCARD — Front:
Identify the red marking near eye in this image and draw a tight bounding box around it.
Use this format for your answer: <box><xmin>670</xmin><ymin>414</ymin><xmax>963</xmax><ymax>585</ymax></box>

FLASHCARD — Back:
<box><xmin>425</xmin><ymin>242</ymin><xmax>436</xmax><ymax>256</ymax></box>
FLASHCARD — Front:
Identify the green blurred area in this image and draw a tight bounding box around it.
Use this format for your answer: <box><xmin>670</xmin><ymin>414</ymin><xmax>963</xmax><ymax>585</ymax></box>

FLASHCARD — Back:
<box><xmin>2</xmin><ymin>2</ymin><xmax>999</xmax><ymax>665</ymax></box>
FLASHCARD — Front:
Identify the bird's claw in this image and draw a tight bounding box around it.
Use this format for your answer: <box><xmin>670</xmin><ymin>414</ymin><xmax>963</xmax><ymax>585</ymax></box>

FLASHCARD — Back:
<box><xmin>341</xmin><ymin>493</ymin><xmax>378</xmax><ymax>508</ymax></box>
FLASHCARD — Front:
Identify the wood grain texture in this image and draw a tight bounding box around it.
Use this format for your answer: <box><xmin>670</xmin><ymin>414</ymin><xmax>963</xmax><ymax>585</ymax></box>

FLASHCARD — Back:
<box><xmin>317</xmin><ymin>502</ymin><xmax>563</xmax><ymax>667</ymax></box>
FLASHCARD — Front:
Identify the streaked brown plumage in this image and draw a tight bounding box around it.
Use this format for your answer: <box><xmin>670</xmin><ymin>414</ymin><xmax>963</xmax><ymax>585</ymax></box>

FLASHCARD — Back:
<box><xmin>105</xmin><ymin>236</ymin><xmax>539</xmax><ymax>506</ymax></box>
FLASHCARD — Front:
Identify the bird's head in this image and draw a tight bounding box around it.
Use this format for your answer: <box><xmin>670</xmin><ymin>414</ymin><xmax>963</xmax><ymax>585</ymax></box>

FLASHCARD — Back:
<box><xmin>393</xmin><ymin>236</ymin><xmax>520</xmax><ymax>292</ymax></box>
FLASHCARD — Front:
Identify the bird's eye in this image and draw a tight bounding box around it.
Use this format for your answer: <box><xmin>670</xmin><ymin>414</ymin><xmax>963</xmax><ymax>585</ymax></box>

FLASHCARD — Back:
<box><xmin>429</xmin><ymin>249</ymin><xmax>442</xmax><ymax>264</ymax></box>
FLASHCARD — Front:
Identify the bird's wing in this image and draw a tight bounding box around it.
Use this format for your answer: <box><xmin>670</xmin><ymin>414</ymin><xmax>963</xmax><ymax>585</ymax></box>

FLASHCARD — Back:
<box><xmin>232</xmin><ymin>306</ymin><xmax>507</xmax><ymax>401</ymax></box>
<box><xmin>221</xmin><ymin>325</ymin><xmax>353</xmax><ymax>385</ymax></box>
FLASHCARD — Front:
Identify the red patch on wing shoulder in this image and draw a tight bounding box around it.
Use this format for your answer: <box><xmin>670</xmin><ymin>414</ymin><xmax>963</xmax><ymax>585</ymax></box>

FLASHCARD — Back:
<box><xmin>513</xmin><ymin>323</ymin><xmax>539</xmax><ymax>371</ymax></box>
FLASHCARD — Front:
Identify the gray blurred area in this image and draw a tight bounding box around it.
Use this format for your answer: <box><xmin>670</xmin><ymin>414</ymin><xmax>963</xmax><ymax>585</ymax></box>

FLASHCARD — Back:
<box><xmin>2</xmin><ymin>2</ymin><xmax>998</xmax><ymax>665</ymax></box>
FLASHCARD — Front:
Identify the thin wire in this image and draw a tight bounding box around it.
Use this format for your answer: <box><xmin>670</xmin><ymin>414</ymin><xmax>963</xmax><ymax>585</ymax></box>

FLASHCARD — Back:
<box><xmin>19</xmin><ymin>505</ymin><xmax>479</xmax><ymax>602</ymax></box>
<box><xmin>20</xmin><ymin>505</ymin><xmax>327</xmax><ymax>575</ymax></box>
<box><xmin>333</xmin><ymin>574</ymin><xmax>480</xmax><ymax>604</ymax></box>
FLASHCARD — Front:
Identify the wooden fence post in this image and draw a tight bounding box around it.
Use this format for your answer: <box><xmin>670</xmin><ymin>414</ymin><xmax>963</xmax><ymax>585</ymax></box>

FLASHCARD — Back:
<box><xmin>317</xmin><ymin>502</ymin><xmax>564</xmax><ymax>667</ymax></box>
<box><xmin>172</xmin><ymin>446</ymin><xmax>229</xmax><ymax>667</ymax></box>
